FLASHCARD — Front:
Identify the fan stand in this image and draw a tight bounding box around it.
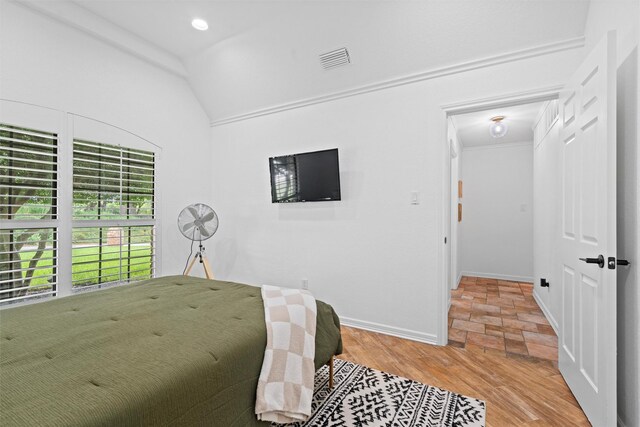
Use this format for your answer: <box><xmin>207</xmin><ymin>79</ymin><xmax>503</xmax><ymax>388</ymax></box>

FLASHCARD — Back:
<box><xmin>184</xmin><ymin>242</ymin><xmax>214</xmax><ymax>279</ymax></box>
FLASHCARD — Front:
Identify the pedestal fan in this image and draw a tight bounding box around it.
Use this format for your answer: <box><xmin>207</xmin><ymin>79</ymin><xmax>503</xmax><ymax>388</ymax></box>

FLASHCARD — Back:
<box><xmin>178</xmin><ymin>203</ymin><xmax>219</xmax><ymax>279</ymax></box>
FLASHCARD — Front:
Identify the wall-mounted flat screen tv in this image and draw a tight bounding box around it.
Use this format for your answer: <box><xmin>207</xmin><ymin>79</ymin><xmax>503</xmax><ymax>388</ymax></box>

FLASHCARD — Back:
<box><xmin>269</xmin><ymin>148</ymin><xmax>341</xmax><ymax>203</ymax></box>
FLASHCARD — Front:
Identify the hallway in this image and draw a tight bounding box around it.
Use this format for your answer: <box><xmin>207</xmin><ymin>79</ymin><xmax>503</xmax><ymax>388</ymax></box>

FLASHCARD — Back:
<box><xmin>448</xmin><ymin>276</ymin><xmax>558</xmax><ymax>361</ymax></box>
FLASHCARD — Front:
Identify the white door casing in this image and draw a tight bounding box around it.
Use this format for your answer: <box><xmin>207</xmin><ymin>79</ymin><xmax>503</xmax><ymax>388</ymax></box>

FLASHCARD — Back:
<box><xmin>558</xmin><ymin>31</ymin><xmax>617</xmax><ymax>427</ymax></box>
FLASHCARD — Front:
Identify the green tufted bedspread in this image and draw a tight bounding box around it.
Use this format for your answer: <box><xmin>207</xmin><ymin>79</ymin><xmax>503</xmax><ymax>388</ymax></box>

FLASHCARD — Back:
<box><xmin>0</xmin><ymin>275</ymin><xmax>342</xmax><ymax>426</ymax></box>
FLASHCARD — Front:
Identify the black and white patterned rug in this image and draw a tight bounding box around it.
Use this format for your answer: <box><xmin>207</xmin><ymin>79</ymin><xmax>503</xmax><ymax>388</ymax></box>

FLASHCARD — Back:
<box><xmin>275</xmin><ymin>359</ymin><xmax>485</xmax><ymax>427</ymax></box>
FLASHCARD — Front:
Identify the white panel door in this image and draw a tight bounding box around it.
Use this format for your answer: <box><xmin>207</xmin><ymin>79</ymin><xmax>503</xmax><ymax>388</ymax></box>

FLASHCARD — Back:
<box><xmin>558</xmin><ymin>31</ymin><xmax>617</xmax><ymax>427</ymax></box>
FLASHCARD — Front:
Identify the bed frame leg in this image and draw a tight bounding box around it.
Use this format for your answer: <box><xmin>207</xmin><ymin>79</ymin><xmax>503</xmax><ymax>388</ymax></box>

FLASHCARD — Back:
<box><xmin>328</xmin><ymin>355</ymin><xmax>334</xmax><ymax>389</ymax></box>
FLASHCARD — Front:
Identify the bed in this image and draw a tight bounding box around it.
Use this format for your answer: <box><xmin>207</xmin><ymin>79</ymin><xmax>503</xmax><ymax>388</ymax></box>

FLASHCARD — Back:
<box><xmin>0</xmin><ymin>275</ymin><xmax>343</xmax><ymax>426</ymax></box>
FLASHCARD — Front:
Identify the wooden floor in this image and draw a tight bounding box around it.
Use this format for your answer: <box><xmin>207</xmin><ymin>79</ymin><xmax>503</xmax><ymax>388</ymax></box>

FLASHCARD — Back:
<box><xmin>340</xmin><ymin>326</ymin><xmax>590</xmax><ymax>426</ymax></box>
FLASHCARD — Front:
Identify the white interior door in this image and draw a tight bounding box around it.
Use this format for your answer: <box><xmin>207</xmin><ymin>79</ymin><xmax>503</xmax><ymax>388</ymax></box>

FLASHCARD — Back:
<box><xmin>558</xmin><ymin>31</ymin><xmax>617</xmax><ymax>427</ymax></box>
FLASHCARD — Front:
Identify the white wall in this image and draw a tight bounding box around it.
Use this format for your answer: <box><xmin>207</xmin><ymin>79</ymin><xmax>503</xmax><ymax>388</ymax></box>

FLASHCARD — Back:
<box><xmin>0</xmin><ymin>1</ymin><xmax>212</xmax><ymax>277</ymax></box>
<box><xmin>209</xmin><ymin>46</ymin><xmax>583</xmax><ymax>343</ymax></box>
<box><xmin>458</xmin><ymin>143</ymin><xmax>533</xmax><ymax>282</ymax></box>
<box><xmin>532</xmin><ymin>101</ymin><xmax>561</xmax><ymax>331</ymax></box>
<box><xmin>583</xmin><ymin>2</ymin><xmax>639</xmax><ymax>426</ymax></box>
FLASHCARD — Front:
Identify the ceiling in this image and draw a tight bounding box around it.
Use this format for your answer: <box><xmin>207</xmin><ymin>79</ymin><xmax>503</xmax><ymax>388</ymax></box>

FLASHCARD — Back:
<box><xmin>40</xmin><ymin>1</ymin><xmax>591</xmax><ymax>121</ymax></box>
<box><xmin>73</xmin><ymin>0</ymin><xmax>300</xmax><ymax>59</ymax></box>
<box><xmin>72</xmin><ymin>0</ymin><xmax>591</xmax><ymax>60</ymax></box>
<box><xmin>451</xmin><ymin>101</ymin><xmax>546</xmax><ymax>148</ymax></box>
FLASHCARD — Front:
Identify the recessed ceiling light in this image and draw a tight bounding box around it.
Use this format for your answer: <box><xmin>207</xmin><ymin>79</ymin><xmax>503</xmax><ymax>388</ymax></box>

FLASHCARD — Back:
<box><xmin>191</xmin><ymin>18</ymin><xmax>208</xmax><ymax>31</ymax></box>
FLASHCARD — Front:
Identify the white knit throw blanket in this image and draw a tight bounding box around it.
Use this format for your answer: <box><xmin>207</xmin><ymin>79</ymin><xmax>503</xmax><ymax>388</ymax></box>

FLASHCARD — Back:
<box><xmin>255</xmin><ymin>285</ymin><xmax>317</xmax><ymax>424</ymax></box>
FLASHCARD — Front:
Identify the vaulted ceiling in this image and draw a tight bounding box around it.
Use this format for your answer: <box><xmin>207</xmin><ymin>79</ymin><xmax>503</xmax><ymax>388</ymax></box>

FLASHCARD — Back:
<box><xmin>23</xmin><ymin>0</ymin><xmax>592</xmax><ymax>123</ymax></box>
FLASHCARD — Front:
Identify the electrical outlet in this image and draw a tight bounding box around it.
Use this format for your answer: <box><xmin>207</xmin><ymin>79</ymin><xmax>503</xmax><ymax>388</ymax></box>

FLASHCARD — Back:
<box><xmin>301</xmin><ymin>279</ymin><xmax>309</xmax><ymax>290</ymax></box>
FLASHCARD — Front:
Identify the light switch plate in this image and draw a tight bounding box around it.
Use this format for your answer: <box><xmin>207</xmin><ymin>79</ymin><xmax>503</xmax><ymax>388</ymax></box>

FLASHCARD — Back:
<box><xmin>411</xmin><ymin>191</ymin><xmax>419</xmax><ymax>205</ymax></box>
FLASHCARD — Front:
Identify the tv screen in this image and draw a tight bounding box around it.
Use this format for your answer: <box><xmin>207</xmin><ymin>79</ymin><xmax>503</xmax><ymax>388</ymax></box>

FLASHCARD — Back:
<box><xmin>269</xmin><ymin>148</ymin><xmax>341</xmax><ymax>203</ymax></box>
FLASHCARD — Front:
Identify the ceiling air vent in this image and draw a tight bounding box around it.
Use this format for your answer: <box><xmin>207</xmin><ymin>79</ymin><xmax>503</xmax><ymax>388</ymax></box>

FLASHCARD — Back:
<box><xmin>319</xmin><ymin>48</ymin><xmax>351</xmax><ymax>70</ymax></box>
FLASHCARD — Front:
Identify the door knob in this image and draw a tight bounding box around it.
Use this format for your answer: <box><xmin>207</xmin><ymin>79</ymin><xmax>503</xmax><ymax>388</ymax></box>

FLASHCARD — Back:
<box><xmin>579</xmin><ymin>255</ymin><xmax>605</xmax><ymax>268</ymax></box>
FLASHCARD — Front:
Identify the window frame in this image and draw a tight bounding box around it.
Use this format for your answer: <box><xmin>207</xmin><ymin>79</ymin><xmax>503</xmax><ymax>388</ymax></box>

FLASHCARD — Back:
<box><xmin>0</xmin><ymin>101</ymin><xmax>162</xmax><ymax>306</ymax></box>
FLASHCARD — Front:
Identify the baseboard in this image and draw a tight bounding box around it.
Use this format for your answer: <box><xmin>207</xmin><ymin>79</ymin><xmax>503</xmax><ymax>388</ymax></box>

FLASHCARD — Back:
<box><xmin>340</xmin><ymin>316</ymin><xmax>438</xmax><ymax>346</ymax></box>
<box><xmin>453</xmin><ymin>272</ymin><xmax>463</xmax><ymax>290</ymax></box>
<box><xmin>460</xmin><ymin>271</ymin><xmax>533</xmax><ymax>283</ymax></box>
<box><xmin>532</xmin><ymin>290</ymin><xmax>559</xmax><ymax>335</ymax></box>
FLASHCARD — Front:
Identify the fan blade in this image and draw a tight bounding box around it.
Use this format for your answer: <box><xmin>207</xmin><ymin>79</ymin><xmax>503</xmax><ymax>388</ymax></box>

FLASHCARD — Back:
<box><xmin>197</xmin><ymin>224</ymin><xmax>211</xmax><ymax>238</ymax></box>
<box><xmin>201</xmin><ymin>211</ymin><xmax>215</xmax><ymax>222</ymax></box>
<box><xmin>187</xmin><ymin>205</ymin><xmax>200</xmax><ymax>220</ymax></box>
<box><xmin>182</xmin><ymin>222</ymin><xmax>195</xmax><ymax>233</ymax></box>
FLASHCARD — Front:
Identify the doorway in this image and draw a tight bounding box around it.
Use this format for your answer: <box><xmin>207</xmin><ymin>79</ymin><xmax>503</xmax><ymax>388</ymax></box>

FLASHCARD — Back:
<box><xmin>443</xmin><ymin>95</ymin><xmax>560</xmax><ymax>361</ymax></box>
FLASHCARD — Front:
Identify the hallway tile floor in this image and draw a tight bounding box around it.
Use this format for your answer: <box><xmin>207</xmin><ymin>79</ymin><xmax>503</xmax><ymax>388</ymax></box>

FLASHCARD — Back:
<box><xmin>448</xmin><ymin>276</ymin><xmax>558</xmax><ymax>362</ymax></box>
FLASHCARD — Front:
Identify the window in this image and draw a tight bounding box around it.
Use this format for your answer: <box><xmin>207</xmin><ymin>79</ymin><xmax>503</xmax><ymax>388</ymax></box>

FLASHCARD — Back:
<box><xmin>71</xmin><ymin>139</ymin><xmax>156</xmax><ymax>291</ymax></box>
<box><xmin>72</xmin><ymin>139</ymin><xmax>154</xmax><ymax>220</ymax></box>
<box><xmin>71</xmin><ymin>226</ymin><xmax>154</xmax><ymax>288</ymax></box>
<box><xmin>0</xmin><ymin>124</ymin><xmax>58</xmax><ymax>304</ymax></box>
<box><xmin>0</xmin><ymin>105</ymin><xmax>159</xmax><ymax>306</ymax></box>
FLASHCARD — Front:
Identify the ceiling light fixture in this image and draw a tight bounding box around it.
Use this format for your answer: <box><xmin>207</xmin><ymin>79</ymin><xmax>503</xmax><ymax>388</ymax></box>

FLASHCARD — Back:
<box><xmin>489</xmin><ymin>116</ymin><xmax>508</xmax><ymax>138</ymax></box>
<box><xmin>191</xmin><ymin>18</ymin><xmax>208</xmax><ymax>31</ymax></box>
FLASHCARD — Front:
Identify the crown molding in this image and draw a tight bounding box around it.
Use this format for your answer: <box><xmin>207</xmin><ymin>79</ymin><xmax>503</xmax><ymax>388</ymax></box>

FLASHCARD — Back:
<box><xmin>441</xmin><ymin>84</ymin><xmax>563</xmax><ymax>116</ymax></box>
<box><xmin>210</xmin><ymin>36</ymin><xmax>584</xmax><ymax>127</ymax></box>
<box><xmin>461</xmin><ymin>140</ymin><xmax>533</xmax><ymax>152</ymax></box>
<box><xmin>13</xmin><ymin>0</ymin><xmax>188</xmax><ymax>78</ymax></box>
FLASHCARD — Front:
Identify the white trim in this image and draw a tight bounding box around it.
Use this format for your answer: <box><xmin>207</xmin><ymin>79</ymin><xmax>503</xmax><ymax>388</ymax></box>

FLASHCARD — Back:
<box><xmin>58</xmin><ymin>113</ymin><xmax>73</xmax><ymax>297</ymax></box>
<box><xmin>533</xmin><ymin>100</ymin><xmax>551</xmax><ymax>130</ymax></box>
<box><xmin>13</xmin><ymin>0</ymin><xmax>187</xmax><ymax>78</ymax></box>
<box><xmin>459</xmin><ymin>270</ymin><xmax>534</xmax><ymax>284</ymax></box>
<box><xmin>0</xmin><ymin>294</ymin><xmax>56</xmax><ymax>310</ymax></box>
<box><xmin>340</xmin><ymin>316</ymin><xmax>438</xmax><ymax>346</ymax></box>
<box><xmin>71</xmin><ymin>219</ymin><xmax>156</xmax><ymax>228</ymax></box>
<box><xmin>1</xmin><ymin>100</ymin><xmax>162</xmax><ymax>150</ymax></box>
<box><xmin>454</xmin><ymin>272</ymin><xmax>463</xmax><ymax>290</ymax></box>
<box><xmin>532</xmin><ymin>290</ymin><xmax>559</xmax><ymax>335</ymax></box>
<box><xmin>461</xmin><ymin>140</ymin><xmax>533</xmax><ymax>152</ymax></box>
<box><xmin>70</xmin><ymin>112</ymin><xmax>162</xmax><ymax>150</ymax></box>
<box><xmin>211</xmin><ymin>38</ymin><xmax>584</xmax><ymax>127</ymax></box>
<box><xmin>439</xmin><ymin>111</ymin><xmax>449</xmax><ymax>346</ymax></box>
<box><xmin>0</xmin><ymin>220</ymin><xmax>58</xmax><ymax>230</ymax></box>
<box><xmin>442</xmin><ymin>85</ymin><xmax>563</xmax><ymax>115</ymax></box>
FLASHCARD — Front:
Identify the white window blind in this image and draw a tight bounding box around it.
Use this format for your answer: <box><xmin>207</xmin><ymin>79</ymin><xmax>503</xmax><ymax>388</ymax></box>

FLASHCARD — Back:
<box><xmin>1</xmin><ymin>124</ymin><xmax>57</xmax><ymax>220</ymax></box>
<box><xmin>1</xmin><ymin>124</ymin><xmax>58</xmax><ymax>305</ymax></box>
<box><xmin>0</xmin><ymin>228</ymin><xmax>57</xmax><ymax>303</ymax></box>
<box><xmin>71</xmin><ymin>138</ymin><xmax>156</xmax><ymax>291</ymax></box>
<box><xmin>71</xmin><ymin>226</ymin><xmax>155</xmax><ymax>289</ymax></box>
<box><xmin>73</xmin><ymin>139</ymin><xmax>154</xmax><ymax>220</ymax></box>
